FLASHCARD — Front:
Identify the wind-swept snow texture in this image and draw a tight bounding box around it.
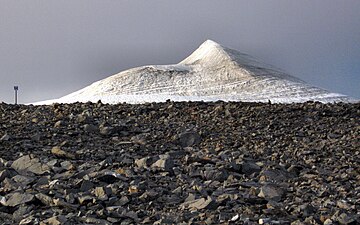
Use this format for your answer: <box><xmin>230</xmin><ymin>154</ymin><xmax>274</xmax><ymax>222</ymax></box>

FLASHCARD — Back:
<box><xmin>36</xmin><ymin>40</ymin><xmax>355</xmax><ymax>104</ymax></box>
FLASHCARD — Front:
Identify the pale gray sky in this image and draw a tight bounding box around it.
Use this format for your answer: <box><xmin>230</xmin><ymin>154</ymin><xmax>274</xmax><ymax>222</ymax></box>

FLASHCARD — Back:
<box><xmin>0</xmin><ymin>0</ymin><xmax>359</xmax><ymax>103</ymax></box>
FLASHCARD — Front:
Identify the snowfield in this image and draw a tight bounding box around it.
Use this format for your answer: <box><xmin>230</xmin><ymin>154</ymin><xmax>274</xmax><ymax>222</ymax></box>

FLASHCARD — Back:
<box><xmin>35</xmin><ymin>40</ymin><xmax>356</xmax><ymax>105</ymax></box>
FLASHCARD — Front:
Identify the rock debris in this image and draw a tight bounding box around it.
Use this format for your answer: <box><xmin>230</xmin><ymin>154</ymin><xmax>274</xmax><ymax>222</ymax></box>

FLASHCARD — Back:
<box><xmin>0</xmin><ymin>101</ymin><xmax>359</xmax><ymax>224</ymax></box>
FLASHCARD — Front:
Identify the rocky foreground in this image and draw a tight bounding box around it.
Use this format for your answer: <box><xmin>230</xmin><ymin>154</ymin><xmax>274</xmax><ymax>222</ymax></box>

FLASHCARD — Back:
<box><xmin>0</xmin><ymin>101</ymin><xmax>359</xmax><ymax>225</ymax></box>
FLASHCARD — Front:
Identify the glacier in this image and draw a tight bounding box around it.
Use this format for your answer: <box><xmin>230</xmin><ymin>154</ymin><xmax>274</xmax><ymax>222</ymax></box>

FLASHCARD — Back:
<box><xmin>35</xmin><ymin>40</ymin><xmax>356</xmax><ymax>104</ymax></box>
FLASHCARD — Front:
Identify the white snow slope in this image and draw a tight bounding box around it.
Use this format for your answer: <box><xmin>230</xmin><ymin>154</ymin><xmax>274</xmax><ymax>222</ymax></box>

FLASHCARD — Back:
<box><xmin>36</xmin><ymin>40</ymin><xmax>356</xmax><ymax>104</ymax></box>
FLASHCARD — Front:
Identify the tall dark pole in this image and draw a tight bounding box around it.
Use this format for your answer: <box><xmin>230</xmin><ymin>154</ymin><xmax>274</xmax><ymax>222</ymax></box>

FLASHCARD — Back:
<box><xmin>14</xmin><ymin>86</ymin><xmax>18</xmax><ymax>105</ymax></box>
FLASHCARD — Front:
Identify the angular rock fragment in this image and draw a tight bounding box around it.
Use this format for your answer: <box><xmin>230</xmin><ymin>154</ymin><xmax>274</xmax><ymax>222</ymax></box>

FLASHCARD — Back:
<box><xmin>35</xmin><ymin>193</ymin><xmax>53</xmax><ymax>206</ymax></box>
<box><xmin>53</xmin><ymin>198</ymin><xmax>78</xmax><ymax>209</ymax></box>
<box><xmin>13</xmin><ymin>205</ymin><xmax>33</xmax><ymax>223</ymax></box>
<box><xmin>12</xmin><ymin>175</ymin><xmax>35</xmax><ymax>186</ymax></box>
<box><xmin>78</xmin><ymin>195</ymin><xmax>93</xmax><ymax>205</ymax></box>
<box><xmin>53</xmin><ymin>120</ymin><xmax>63</xmax><ymax>128</ymax></box>
<box><xmin>80</xmin><ymin>217</ymin><xmax>111</xmax><ymax>224</ymax></box>
<box><xmin>60</xmin><ymin>161</ymin><xmax>75</xmax><ymax>170</ymax></box>
<box><xmin>203</xmin><ymin>168</ymin><xmax>229</xmax><ymax>181</ymax></box>
<box><xmin>131</xmin><ymin>133</ymin><xmax>149</xmax><ymax>145</ymax></box>
<box><xmin>334</xmin><ymin>212</ymin><xmax>358</xmax><ymax>225</ymax></box>
<box><xmin>97</xmin><ymin>171</ymin><xmax>128</xmax><ymax>184</ymax></box>
<box><xmin>0</xmin><ymin>133</ymin><xmax>11</xmax><ymax>141</ymax></box>
<box><xmin>84</xmin><ymin>124</ymin><xmax>99</xmax><ymax>133</ymax></box>
<box><xmin>151</xmin><ymin>155</ymin><xmax>174</xmax><ymax>172</ymax></box>
<box><xmin>135</xmin><ymin>156</ymin><xmax>154</xmax><ymax>168</ymax></box>
<box><xmin>19</xmin><ymin>216</ymin><xmax>37</xmax><ymax>225</ymax></box>
<box><xmin>0</xmin><ymin>169</ymin><xmax>10</xmax><ymax>182</ymax></box>
<box><xmin>40</xmin><ymin>215</ymin><xmax>67</xmax><ymax>225</ymax></box>
<box><xmin>258</xmin><ymin>184</ymin><xmax>285</xmax><ymax>202</ymax></box>
<box><xmin>323</xmin><ymin>219</ymin><xmax>334</xmax><ymax>225</ymax></box>
<box><xmin>51</xmin><ymin>146</ymin><xmax>76</xmax><ymax>159</ymax></box>
<box><xmin>128</xmin><ymin>185</ymin><xmax>139</xmax><ymax>194</ymax></box>
<box><xmin>0</xmin><ymin>195</ymin><xmax>7</xmax><ymax>205</ymax></box>
<box><xmin>80</xmin><ymin>180</ymin><xmax>94</xmax><ymax>192</ymax></box>
<box><xmin>117</xmin><ymin>196</ymin><xmax>130</xmax><ymax>206</ymax></box>
<box><xmin>11</xmin><ymin>155</ymin><xmax>49</xmax><ymax>175</ymax></box>
<box><xmin>241</xmin><ymin>161</ymin><xmax>261</xmax><ymax>175</ymax></box>
<box><xmin>178</xmin><ymin>131</ymin><xmax>201</xmax><ymax>147</ymax></box>
<box><xmin>5</xmin><ymin>192</ymin><xmax>34</xmax><ymax>207</ymax></box>
<box><xmin>181</xmin><ymin>196</ymin><xmax>217</xmax><ymax>210</ymax></box>
<box><xmin>93</xmin><ymin>186</ymin><xmax>111</xmax><ymax>200</ymax></box>
<box><xmin>99</xmin><ymin>126</ymin><xmax>114</xmax><ymax>136</ymax></box>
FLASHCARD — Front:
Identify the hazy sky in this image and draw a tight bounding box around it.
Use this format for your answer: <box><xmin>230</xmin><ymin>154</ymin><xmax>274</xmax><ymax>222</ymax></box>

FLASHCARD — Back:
<box><xmin>1</xmin><ymin>0</ymin><xmax>359</xmax><ymax>103</ymax></box>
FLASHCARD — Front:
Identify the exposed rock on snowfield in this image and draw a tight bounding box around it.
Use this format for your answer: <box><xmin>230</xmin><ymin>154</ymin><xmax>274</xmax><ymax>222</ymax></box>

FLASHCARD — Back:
<box><xmin>35</xmin><ymin>40</ymin><xmax>355</xmax><ymax>104</ymax></box>
<box><xmin>0</xmin><ymin>101</ymin><xmax>359</xmax><ymax>224</ymax></box>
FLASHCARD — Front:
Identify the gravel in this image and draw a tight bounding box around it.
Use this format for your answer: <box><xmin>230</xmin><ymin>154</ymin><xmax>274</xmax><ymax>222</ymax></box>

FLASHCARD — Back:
<box><xmin>0</xmin><ymin>101</ymin><xmax>359</xmax><ymax>224</ymax></box>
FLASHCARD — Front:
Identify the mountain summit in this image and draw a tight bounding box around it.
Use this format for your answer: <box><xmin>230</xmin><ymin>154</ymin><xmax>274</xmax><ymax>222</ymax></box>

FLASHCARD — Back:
<box><xmin>37</xmin><ymin>40</ymin><xmax>354</xmax><ymax>104</ymax></box>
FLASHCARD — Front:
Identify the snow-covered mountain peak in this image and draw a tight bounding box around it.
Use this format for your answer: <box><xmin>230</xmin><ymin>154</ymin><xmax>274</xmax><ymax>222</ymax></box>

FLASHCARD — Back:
<box><xmin>198</xmin><ymin>39</ymin><xmax>222</xmax><ymax>49</ymax></box>
<box><xmin>35</xmin><ymin>40</ymin><xmax>356</xmax><ymax>105</ymax></box>
<box><xmin>179</xmin><ymin>39</ymin><xmax>233</xmax><ymax>66</ymax></box>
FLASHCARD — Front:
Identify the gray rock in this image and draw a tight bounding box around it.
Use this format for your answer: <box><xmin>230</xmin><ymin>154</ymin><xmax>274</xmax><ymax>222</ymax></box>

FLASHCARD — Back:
<box><xmin>0</xmin><ymin>158</ymin><xmax>4</xmax><ymax>167</ymax></box>
<box><xmin>97</xmin><ymin>171</ymin><xmax>128</xmax><ymax>184</ymax></box>
<box><xmin>299</xmin><ymin>204</ymin><xmax>315</xmax><ymax>217</ymax></box>
<box><xmin>258</xmin><ymin>184</ymin><xmax>285</xmax><ymax>202</ymax></box>
<box><xmin>1</xmin><ymin>177</ymin><xmax>19</xmax><ymax>191</ymax></box>
<box><xmin>0</xmin><ymin>169</ymin><xmax>10</xmax><ymax>182</ymax></box>
<box><xmin>135</xmin><ymin>156</ymin><xmax>153</xmax><ymax>168</ymax></box>
<box><xmin>0</xmin><ymin>195</ymin><xmax>7</xmax><ymax>205</ymax></box>
<box><xmin>80</xmin><ymin>217</ymin><xmax>111</xmax><ymax>224</ymax></box>
<box><xmin>76</xmin><ymin>112</ymin><xmax>92</xmax><ymax>123</ymax></box>
<box><xmin>52</xmin><ymin>198</ymin><xmax>78</xmax><ymax>210</ymax></box>
<box><xmin>78</xmin><ymin>195</ymin><xmax>93</xmax><ymax>205</ymax></box>
<box><xmin>35</xmin><ymin>193</ymin><xmax>53</xmax><ymax>206</ymax></box>
<box><xmin>0</xmin><ymin>134</ymin><xmax>11</xmax><ymax>141</ymax></box>
<box><xmin>203</xmin><ymin>169</ymin><xmax>229</xmax><ymax>181</ymax></box>
<box><xmin>154</xmin><ymin>218</ymin><xmax>175</xmax><ymax>225</ymax></box>
<box><xmin>260</xmin><ymin>168</ymin><xmax>294</xmax><ymax>182</ymax></box>
<box><xmin>60</xmin><ymin>161</ymin><xmax>74</xmax><ymax>170</ymax></box>
<box><xmin>139</xmin><ymin>190</ymin><xmax>159</xmax><ymax>201</ymax></box>
<box><xmin>41</xmin><ymin>215</ymin><xmax>67</xmax><ymax>225</ymax></box>
<box><xmin>151</xmin><ymin>156</ymin><xmax>174</xmax><ymax>172</ymax></box>
<box><xmin>130</xmin><ymin>133</ymin><xmax>149</xmax><ymax>145</ymax></box>
<box><xmin>11</xmin><ymin>155</ymin><xmax>49</xmax><ymax>175</ymax></box>
<box><xmin>5</xmin><ymin>192</ymin><xmax>34</xmax><ymax>207</ymax></box>
<box><xmin>336</xmin><ymin>200</ymin><xmax>352</xmax><ymax>210</ymax></box>
<box><xmin>12</xmin><ymin>175</ymin><xmax>35</xmax><ymax>186</ymax></box>
<box><xmin>13</xmin><ymin>205</ymin><xmax>33</xmax><ymax>222</ymax></box>
<box><xmin>178</xmin><ymin>131</ymin><xmax>201</xmax><ymax>147</ymax></box>
<box><xmin>0</xmin><ymin>100</ymin><xmax>359</xmax><ymax>224</ymax></box>
<box><xmin>30</xmin><ymin>133</ymin><xmax>41</xmax><ymax>142</ymax></box>
<box><xmin>54</xmin><ymin>120</ymin><xmax>63</xmax><ymax>128</ymax></box>
<box><xmin>80</xmin><ymin>180</ymin><xmax>94</xmax><ymax>192</ymax></box>
<box><xmin>323</xmin><ymin>219</ymin><xmax>334</xmax><ymax>225</ymax></box>
<box><xmin>19</xmin><ymin>216</ymin><xmax>38</xmax><ymax>225</ymax></box>
<box><xmin>51</xmin><ymin>146</ymin><xmax>76</xmax><ymax>159</ymax></box>
<box><xmin>118</xmin><ymin>196</ymin><xmax>130</xmax><ymax>206</ymax></box>
<box><xmin>121</xmin><ymin>210</ymin><xmax>139</xmax><ymax>221</ymax></box>
<box><xmin>259</xmin><ymin>218</ymin><xmax>271</xmax><ymax>224</ymax></box>
<box><xmin>84</xmin><ymin>124</ymin><xmax>99</xmax><ymax>133</ymax></box>
<box><xmin>182</xmin><ymin>196</ymin><xmax>217</xmax><ymax>210</ymax></box>
<box><xmin>241</xmin><ymin>161</ymin><xmax>261</xmax><ymax>175</ymax></box>
<box><xmin>336</xmin><ymin>213</ymin><xmax>357</xmax><ymax>225</ymax></box>
<box><xmin>93</xmin><ymin>186</ymin><xmax>110</xmax><ymax>200</ymax></box>
<box><xmin>99</xmin><ymin>126</ymin><xmax>114</xmax><ymax>136</ymax></box>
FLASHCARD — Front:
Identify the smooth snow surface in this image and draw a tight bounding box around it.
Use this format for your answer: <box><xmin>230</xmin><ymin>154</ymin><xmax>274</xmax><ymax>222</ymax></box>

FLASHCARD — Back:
<box><xmin>35</xmin><ymin>40</ymin><xmax>356</xmax><ymax>105</ymax></box>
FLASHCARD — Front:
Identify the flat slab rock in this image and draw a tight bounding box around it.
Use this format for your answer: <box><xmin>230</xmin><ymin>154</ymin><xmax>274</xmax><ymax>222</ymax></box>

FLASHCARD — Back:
<box><xmin>0</xmin><ymin>101</ymin><xmax>359</xmax><ymax>224</ymax></box>
<box><xmin>11</xmin><ymin>155</ymin><xmax>50</xmax><ymax>175</ymax></box>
